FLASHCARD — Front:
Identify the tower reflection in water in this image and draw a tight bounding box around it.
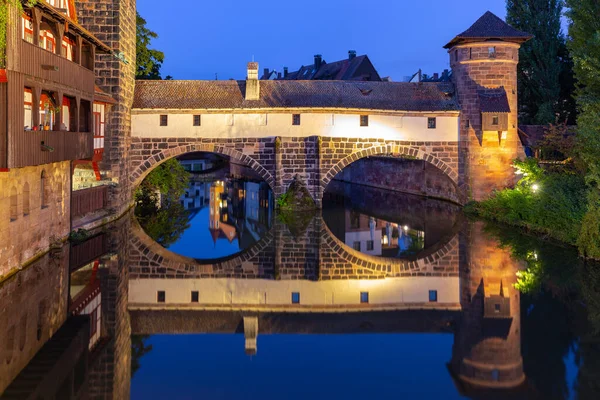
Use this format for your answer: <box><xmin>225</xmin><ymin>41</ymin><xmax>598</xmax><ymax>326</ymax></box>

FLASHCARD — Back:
<box><xmin>0</xmin><ymin>181</ymin><xmax>565</xmax><ymax>399</ymax></box>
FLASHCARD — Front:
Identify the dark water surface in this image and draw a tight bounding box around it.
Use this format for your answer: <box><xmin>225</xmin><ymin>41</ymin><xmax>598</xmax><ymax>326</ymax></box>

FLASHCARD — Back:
<box><xmin>2</xmin><ymin>165</ymin><xmax>600</xmax><ymax>399</ymax></box>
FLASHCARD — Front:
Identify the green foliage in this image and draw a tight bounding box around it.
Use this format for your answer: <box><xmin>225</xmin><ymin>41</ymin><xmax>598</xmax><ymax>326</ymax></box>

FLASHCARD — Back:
<box><xmin>275</xmin><ymin>192</ymin><xmax>290</xmax><ymax>210</ymax></box>
<box><xmin>1</xmin><ymin>1</ymin><xmax>37</xmax><ymax>68</ymax></box>
<box><xmin>506</xmin><ymin>0</ymin><xmax>576</xmax><ymax>124</ymax></box>
<box><xmin>138</xmin><ymin>158</ymin><xmax>189</xmax><ymax>201</ymax></box>
<box><xmin>136</xmin><ymin>12</ymin><xmax>165</xmax><ymax>80</ymax></box>
<box><xmin>577</xmin><ymin>190</ymin><xmax>600</xmax><ymax>259</ymax></box>
<box><xmin>514</xmin><ymin>251</ymin><xmax>544</xmax><ymax>294</ymax></box>
<box><xmin>69</xmin><ymin>228</ymin><xmax>90</xmax><ymax>243</ymax></box>
<box><xmin>472</xmin><ymin>159</ymin><xmax>588</xmax><ymax>246</ymax></box>
<box><xmin>131</xmin><ymin>335</ymin><xmax>153</xmax><ymax>378</ymax></box>
<box><xmin>136</xmin><ymin>201</ymin><xmax>190</xmax><ymax>247</ymax></box>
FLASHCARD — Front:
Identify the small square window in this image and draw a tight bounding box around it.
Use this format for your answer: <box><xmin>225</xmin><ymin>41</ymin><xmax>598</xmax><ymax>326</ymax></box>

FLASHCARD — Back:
<box><xmin>366</xmin><ymin>240</ymin><xmax>374</xmax><ymax>251</ymax></box>
<box><xmin>429</xmin><ymin>290</ymin><xmax>438</xmax><ymax>302</ymax></box>
<box><xmin>160</xmin><ymin>115</ymin><xmax>168</xmax><ymax>126</ymax></box>
<box><xmin>191</xmin><ymin>291</ymin><xmax>199</xmax><ymax>302</ymax></box>
<box><xmin>488</xmin><ymin>47</ymin><xmax>496</xmax><ymax>58</ymax></box>
<box><xmin>494</xmin><ymin>303</ymin><xmax>501</xmax><ymax>313</ymax></box>
<box><xmin>466</xmin><ymin>119</ymin><xmax>470</xmax><ymax>128</ymax></box>
<box><xmin>360</xmin><ymin>292</ymin><xmax>369</xmax><ymax>304</ymax></box>
<box><xmin>427</xmin><ymin>117</ymin><xmax>436</xmax><ymax>129</ymax></box>
<box><xmin>469</xmin><ymin>48</ymin><xmax>472</xmax><ymax>59</ymax></box>
<box><xmin>193</xmin><ymin>115</ymin><xmax>201</xmax><ymax>126</ymax></box>
<box><xmin>292</xmin><ymin>114</ymin><xmax>301</xmax><ymax>125</ymax></box>
<box><xmin>360</xmin><ymin>115</ymin><xmax>369</xmax><ymax>127</ymax></box>
<box><xmin>291</xmin><ymin>292</ymin><xmax>300</xmax><ymax>304</ymax></box>
<box><xmin>492</xmin><ymin>115</ymin><xmax>499</xmax><ymax>125</ymax></box>
<box><xmin>353</xmin><ymin>241</ymin><xmax>361</xmax><ymax>251</ymax></box>
<box><xmin>157</xmin><ymin>291</ymin><xmax>165</xmax><ymax>303</ymax></box>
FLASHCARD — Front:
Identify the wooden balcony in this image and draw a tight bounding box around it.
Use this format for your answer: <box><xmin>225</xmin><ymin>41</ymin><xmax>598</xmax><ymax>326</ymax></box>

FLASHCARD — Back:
<box><xmin>9</xmin><ymin>130</ymin><xmax>93</xmax><ymax>168</ymax></box>
<box><xmin>70</xmin><ymin>233</ymin><xmax>107</xmax><ymax>271</ymax></box>
<box><xmin>19</xmin><ymin>41</ymin><xmax>95</xmax><ymax>94</ymax></box>
<box><xmin>71</xmin><ymin>185</ymin><xmax>109</xmax><ymax>219</ymax></box>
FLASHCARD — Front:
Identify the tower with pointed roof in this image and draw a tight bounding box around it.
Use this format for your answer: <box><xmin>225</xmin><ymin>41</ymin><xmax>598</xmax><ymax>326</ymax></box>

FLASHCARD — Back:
<box><xmin>445</xmin><ymin>11</ymin><xmax>532</xmax><ymax>200</ymax></box>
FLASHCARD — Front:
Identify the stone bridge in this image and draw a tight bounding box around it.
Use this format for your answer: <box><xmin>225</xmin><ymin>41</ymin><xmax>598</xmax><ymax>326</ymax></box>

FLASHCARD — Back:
<box><xmin>130</xmin><ymin>76</ymin><xmax>463</xmax><ymax>205</ymax></box>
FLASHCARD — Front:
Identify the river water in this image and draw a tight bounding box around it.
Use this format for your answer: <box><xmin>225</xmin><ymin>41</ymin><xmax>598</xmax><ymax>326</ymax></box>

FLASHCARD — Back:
<box><xmin>1</xmin><ymin>159</ymin><xmax>599</xmax><ymax>400</ymax></box>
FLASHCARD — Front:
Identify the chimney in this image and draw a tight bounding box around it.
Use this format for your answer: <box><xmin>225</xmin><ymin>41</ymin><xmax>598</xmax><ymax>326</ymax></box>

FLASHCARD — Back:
<box><xmin>283</xmin><ymin>66</ymin><xmax>288</xmax><ymax>78</ymax></box>
<box><xmin>442</xmin><ymin>69</ymin><xmax>449</xmax><ymax>80</ymax></box>
<box><xmin>314</xmin><ymin>54</ymin><xmax>323</xmax><ymax>69</ymax></box>
<box><xmin>277</xmin><ymin>72</ymin><xmax>282</xmax><ymax>79</ymax></box>
<box><xmin>245</xmin><ymin>62</ymin><xmax>260</xmax><ymax>100</ymax></box>
<box><xmin>433</xmin><ymin>73</ymin><xmax>439</xmax><ymax>80</ymax></box>
<box><xmin>263</xmin><ymin>68</ymin><xmax>269</xmax><ymax>78</ymax></box>
<box><xmin>348</xmin><ymin>50</ymin><xmax>357</xmax><ymax>60</ymax></box>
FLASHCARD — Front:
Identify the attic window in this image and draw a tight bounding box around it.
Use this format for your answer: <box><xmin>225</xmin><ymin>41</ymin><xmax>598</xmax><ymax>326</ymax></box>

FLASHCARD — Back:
<box><xmin>360</xmin><ymin>89</ymin><xmax>373</xmax><ymax>96</ymax></box>
<box><xmin>492</xmin><ymin>115</ymin><xmax>499</xmax><ymax>126</ymax></box>
<box><xmin>488</xmin><ymin>47</ymin><xmax>496</xmax><ymax>58</ymax></box>
<box><xmin>160</xmin><ymin>115</ymin><xmax>168</xmax><ymax>126</ymax></box>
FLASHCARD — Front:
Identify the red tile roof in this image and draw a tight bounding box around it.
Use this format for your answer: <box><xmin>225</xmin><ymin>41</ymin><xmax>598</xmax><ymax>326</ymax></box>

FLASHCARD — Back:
<box><xmin>133</xmin><ymin>80</ymin><xmax>459</xmax><ymax>112</ymax></box>
<box><xmin>478</xmin><ymin>89</ymin><xmax>510</xmax><ymax>113</ymax></box>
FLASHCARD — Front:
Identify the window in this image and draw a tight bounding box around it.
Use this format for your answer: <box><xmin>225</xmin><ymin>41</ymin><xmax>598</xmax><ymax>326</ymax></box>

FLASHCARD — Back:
<box><xmin>157</xmin><ymin>291</ymin><xmax>166</xmax><ymax>303</ymax></box>
<box><xmin>427</xmin><ymin>117</ymin><xmax>436</xmax><ymax>129</ymax></box>
<box><xmin>360</xmin><ymin>115</ymin><xmax>369</xmax><ymax>127</ymax></box>
<box><xmin>353</xmin><ymin>241</ymin><xmax>361</xmax><ymax>251</ymax></box>
<box><xmin>491</xmin><ymin>369</ymin><xmax>500</xmax><ymax>381</ymax></box>
<box><xmin>191</xmin><ymin>291</ymin><xmax>199</xmax><ymax>302</ymax></box>
<box><xmin>23</xmin><ymin>182</ymin><xmax>30</xmax><ymax>216</ymax></box>
<box><xmin>292</xmin><ymin>114</ymin><xmax>301</xmax><ymax>125</ymax></box>
<box><xmin>454</xmin><ymin>50</ymin><xmax>458</xmax><ymax>62</ymax></box>
<box><xmin>494</xmin><ymin>303</ymin><xmax>501</xmax><ymax>313</ymax></box>
<box><xmin>160</xmin><ymin>115</ymin><xmax>168</xmax><ymax>126</ymax></box>
<box><xmin>469</xmin><ymin>48</ymin><xmax>472</xmax><ymax>59</ymax></box>
<box><xmin>366</xmin><ymin>240</ymin><xmax>374</xmax><ymax>251</ymax></box>
<box><xmin>360</xmin><ymin>292</ymin><xmax>369</xmax><ymax>304</ymax></box>
<box><xmin>10</xmin><ymin>187</ymin><xmax>18</xmax><ymax>222</ymax></box>
<box><xmin>89</xmin><ymin>308</ymin><xmax>98</xmax><ymax>337</ymax></box>
<box><xmin>291</xmin><ymin>292</ymin><xmax>300</xmax><ymax>304</ymax></box>
<box><xmin>492</xmin><ymin>115</ymin><xmax>499</xmax><ymax>126</ymax></box>
<box><xmin>429</xmin><ymin>290</ymin><xmax>438</xmax><ymax>302</ymax></box>
<box><xmin>193</xmin><ymin>115</ymin><xmax>201</xmax><ymax>126</ymax></box>
<box><xmin>488</xmin><ymin>47</ymin><xmax>496</xmax><ymax>58</ymax></box>
<box><xmin>466</xmin><ymin>119</ymin><xmax>470</xmax><ymax>128</ymax></box>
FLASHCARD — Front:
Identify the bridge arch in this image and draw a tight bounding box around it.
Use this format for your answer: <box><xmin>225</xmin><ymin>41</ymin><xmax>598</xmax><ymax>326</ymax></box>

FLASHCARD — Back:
<box><xmin>130</xmin><ymin>143</ymin><xmax>276</xmax><ymax>191</ymax></box>
<box><xmin>320</xmin><ymin>143</ymin><xmax>462</xmax><ymax>203</ymax></box>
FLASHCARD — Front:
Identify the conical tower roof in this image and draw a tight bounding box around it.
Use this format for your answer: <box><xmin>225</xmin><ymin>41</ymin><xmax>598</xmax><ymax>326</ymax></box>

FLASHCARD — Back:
<box><xmin>444</xmin><ymin>11</ymin><xmax>532</xmax><ymax>49</ymax></box>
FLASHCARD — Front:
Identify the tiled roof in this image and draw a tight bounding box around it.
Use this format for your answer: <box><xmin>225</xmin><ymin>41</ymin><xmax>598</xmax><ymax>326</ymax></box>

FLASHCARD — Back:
<box><xmin>278</xmin><ymin>55</ymin><xmax>380</xmax><ymax>81</ymax></box>
<box><xmin>444</xmin><ymin>11</ymin><xmax>532</xmax><ymax>48</ymax></box>
<box><xmin>133</xmin><ymin>80</ymin><xmax>459</xmax><ymax>112</ymax></box>
<box><xmin>478</xmin><ymin>89</ymin><xmax>510</xmax><ymax>113</ymax></box>
<box><xmin>94</xmin><ymin>85</ymin><xmax>117</xmax><ymax>105</ymax></box>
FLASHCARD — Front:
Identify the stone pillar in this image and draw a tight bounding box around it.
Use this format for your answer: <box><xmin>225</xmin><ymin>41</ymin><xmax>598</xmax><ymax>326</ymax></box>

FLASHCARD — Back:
<box><xmin>75</xmin><ymin>0</ymin><xmax>137</xmax><ymax>215</ymax></box>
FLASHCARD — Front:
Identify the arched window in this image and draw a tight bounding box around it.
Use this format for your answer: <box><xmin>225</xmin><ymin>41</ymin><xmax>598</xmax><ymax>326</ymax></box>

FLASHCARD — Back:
<box><xmin>41</xmin><ymin>171</ymin><xmax>49</xmax><ymax>208</ymax></box>
<box><xmin>23</xmin><ymin>182</ymin><xmax>30</xmax><ymax>216</ymax></box>
<box><xmin>10</xmin><ymin>186</ymin><xmax>18</xmax><ymax>222</ymax></box>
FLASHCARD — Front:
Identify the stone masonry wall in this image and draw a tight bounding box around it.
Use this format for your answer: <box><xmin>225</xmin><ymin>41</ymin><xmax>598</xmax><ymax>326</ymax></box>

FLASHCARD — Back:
<box><xmin>76</xmin><ymin>0</ymin><xmax>137</xmax><ymax>215</ymax></box>
<box><xmin>451</xmin><ymin>43</ymin><xmax>524</xmax><ymax>200</ymax></box>
<box><xmin>0</xmin><ymin>162</ymin><xmax>71</xmax><ymax>277</ymax></box>
<box><xmin>130</xmin><ymin>137</ymin><xmax>461</xmax><ymax>206</ymax></box>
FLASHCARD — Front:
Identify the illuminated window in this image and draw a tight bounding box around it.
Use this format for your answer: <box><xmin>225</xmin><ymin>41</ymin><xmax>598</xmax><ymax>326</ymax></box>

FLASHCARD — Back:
<box><xmin>492</xmin><ymin>115</ymin><xmax>499</xmax><ymax>126</ymax></box>
<box><xmin>291</xmin><ymin>292</ymin><xmax>300</xmax><ymax>304</ymax></box>
<box><xmin>193</xmin><ymin>115</ymin><xmax>201</xmax><ymax>126</ymax></box>
<box><xmin>360</xmin><ymin>115</ymin><xmax>369</xmax><ymax>127</ymax></box>
<box><xmin>428</xmin><ymin>117</ymin><xmax>436</xmax><ymax>129</ymax></box>
<box><xmin>366</xmin><ymin>240</ymin><xmax>374</xmax><ymax>251</ymax></box>
<box><xmin>360</xmin><ymin>292</ymin><xmax>369</xmax><ymax>304</ymax></box>
<box><xmin>429</xmin><ymin>290</ymin><xmax>438</xmax><ymax>302</ymax></box>
<box><xmin>191</xmin><ymin>291</ymin><xmax>199</xmax><ymax>302</ymax></box>
<box><xmin>492</xmin><ymin>369</ymin><xmax>499</xmax><ymax>381</ymax></box>
<box><xmin>292</xmin><ymin>114</ymin><xmax>301</xmax><ymax>125</ymax></box>
<box><xmin>157</xmin><ymin>291</ymin><xmax>165</xmax><ymax>303</ymax></box>
<box><xmin>353</xmin><ymin>241</ymin><xmax>361</xmax><ymax>251</ymax></box>
<box><xmin>160</xmin><ymin>115</ymin><xmax>168</xmax><ymax>126</ymax></box>
<box><xmin>488</xmin><ymin>47</ymin><xmax>496</xmax><ymax>58</ymax></box>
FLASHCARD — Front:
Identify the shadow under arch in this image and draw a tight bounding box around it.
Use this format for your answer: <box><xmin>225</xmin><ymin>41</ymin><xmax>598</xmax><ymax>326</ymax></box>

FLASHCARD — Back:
<box><xmin>129</xmin><ymin>143</ymin><xmax>276</xmax><ymax>192</ymax></box>
<box><xmin>321</xmin><ymin>143</ymin><xmax>463</xmax><ymax>204</ymax></box>
<box><xmin>129</xmin><ymin>216</ymin><xmax>276</xmax><ymax>278</ymax></box>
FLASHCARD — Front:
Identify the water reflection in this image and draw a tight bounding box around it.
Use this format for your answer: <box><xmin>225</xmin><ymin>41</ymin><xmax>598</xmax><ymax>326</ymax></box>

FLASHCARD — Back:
<box><xmin>3</xmin><ymin>183</ymin><xmax>600</xmax><ymax>399</ymax></box>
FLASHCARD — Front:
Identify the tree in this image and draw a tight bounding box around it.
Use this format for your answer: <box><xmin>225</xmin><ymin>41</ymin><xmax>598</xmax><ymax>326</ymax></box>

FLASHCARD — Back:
<box><xmin>566</xmin><ymin>0</ymin><xmax>600</xmax><ymax>259</ymax></box>
<box><xmin>136</xmin><ymin>12</ymin><xmax>165</xmax><ymax>80</ymax></box>
<box><xmin>506</xmin><ymin>0</ymin><xmax>576</xmax><ymax>124</ymax></box>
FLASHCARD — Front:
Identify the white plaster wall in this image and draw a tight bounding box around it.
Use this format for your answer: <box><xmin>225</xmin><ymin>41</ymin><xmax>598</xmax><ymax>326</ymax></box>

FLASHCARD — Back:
<box><xmin>345</xmin><ymin>230</ymin><xmax>382</xmax><ymax>256</ymax></box>
<box><xmin>129</xmin><ymin>277</ymin><xmax>459</xmax><ymax>307</ymax></box>
<box><xmin>132</xmin><ymin>112</ymin><xmax>459</xmax><ymax>142</ymax></box>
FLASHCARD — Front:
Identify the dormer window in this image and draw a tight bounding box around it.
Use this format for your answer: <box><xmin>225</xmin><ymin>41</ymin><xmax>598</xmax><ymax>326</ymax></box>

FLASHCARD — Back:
<box><xmin>492</xmin><ymin>116</ymin><xmax>499</xmax><ymax>126</ymax></box>
<box><xmin>488</xmin><ymin>47</ymin><xmax>496</xmax><ymax>58</ymax></box>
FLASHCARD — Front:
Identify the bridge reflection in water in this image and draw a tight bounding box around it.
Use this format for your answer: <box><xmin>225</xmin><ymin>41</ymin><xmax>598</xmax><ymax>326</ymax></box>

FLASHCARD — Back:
<box><xmin>0</xmin><ymin>184</ymin><xmax>530</xmax><ymax>399</ymax></box>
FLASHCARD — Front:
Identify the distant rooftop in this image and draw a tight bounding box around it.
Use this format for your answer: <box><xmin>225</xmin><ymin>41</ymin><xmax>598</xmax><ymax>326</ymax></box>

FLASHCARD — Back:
<box><xmin>444</xmin><ymin>11</ymin><xmax>533</xmax><ymax>49</ymax></box>
<box><xmin>133</xmin><ymin>80</ymin><xmax>459</xmax><ymax>112</ymax></box>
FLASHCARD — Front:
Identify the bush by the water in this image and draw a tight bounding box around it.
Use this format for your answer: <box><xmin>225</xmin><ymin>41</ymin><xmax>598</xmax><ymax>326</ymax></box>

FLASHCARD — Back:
<box><xmin>468</xmin><ymin>158</ymin><xmax>591</xmax><ymax>251</ymax></box>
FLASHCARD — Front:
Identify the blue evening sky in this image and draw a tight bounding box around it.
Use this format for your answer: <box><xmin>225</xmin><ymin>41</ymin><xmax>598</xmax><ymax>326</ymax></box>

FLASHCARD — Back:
<box><xmin>137</xmin><ymin>0</ymin><xmax>510</xmax><ymax>81</ymax></box>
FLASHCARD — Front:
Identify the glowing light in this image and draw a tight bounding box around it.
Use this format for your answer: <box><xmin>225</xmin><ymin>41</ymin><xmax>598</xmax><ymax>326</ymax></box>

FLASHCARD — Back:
<box><xmin>403</xmin><ymin>225</ymin><xmax>409</xmax><ymax>232</ymax></box>
<box><xmin>533</xmin><ymin>252</ymin><xmax>538</xmax><ymax>260</ymax></box>
<box><xmin>532</xmin><ymin>184</ymin><xmax>539</xmax><ymax>192</ymax></box>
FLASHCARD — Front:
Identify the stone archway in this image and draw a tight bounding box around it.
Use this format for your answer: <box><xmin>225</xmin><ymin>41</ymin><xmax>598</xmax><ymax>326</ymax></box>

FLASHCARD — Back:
<box><xmin>130</xmin><ymin>142</ymin><xmax>276</xmax><ymax>191</ymax></box>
